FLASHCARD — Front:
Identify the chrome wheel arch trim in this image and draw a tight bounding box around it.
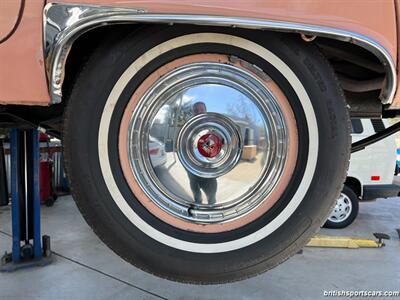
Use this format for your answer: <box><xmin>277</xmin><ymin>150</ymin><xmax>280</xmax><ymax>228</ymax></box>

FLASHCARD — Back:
<box><xmin>44</xmin><ymin>2</ymin><xmax>396</xmax><ymax>105</ymax></box>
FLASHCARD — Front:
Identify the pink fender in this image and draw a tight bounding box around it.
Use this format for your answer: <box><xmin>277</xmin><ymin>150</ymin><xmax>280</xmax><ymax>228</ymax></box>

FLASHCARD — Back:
<box><xmin>0</xmin><ymin>0</ymin><xmax>49</xmax><ymax>105</ymax></box>
<box><xmin>0</xmin><ymin>0</ymin><xmax>398</xmax><ymax>106</ymax></box>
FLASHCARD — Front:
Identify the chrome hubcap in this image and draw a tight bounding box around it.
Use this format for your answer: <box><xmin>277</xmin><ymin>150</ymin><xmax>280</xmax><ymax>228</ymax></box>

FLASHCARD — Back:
<box><xmin>328</xmin><ymin>193</ymin><xmax>353</xmax><ymax>223</ymax></box>
<box><xmin>127</xmin><ymin>60</ymin><xmax>290</xmax><ymax>224</ymax></box>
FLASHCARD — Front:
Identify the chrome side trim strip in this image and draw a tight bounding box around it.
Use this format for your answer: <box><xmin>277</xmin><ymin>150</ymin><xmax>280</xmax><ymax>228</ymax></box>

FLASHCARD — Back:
<box><xmin>43</xmin><ymin>2</ymin><xmax>396</xmax><ymax>105</ymax></box>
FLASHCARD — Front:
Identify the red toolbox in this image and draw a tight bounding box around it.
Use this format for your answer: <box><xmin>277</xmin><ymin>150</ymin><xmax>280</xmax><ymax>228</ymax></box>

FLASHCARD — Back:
<box><xmin>39</xmin><ymin>133</ymin><xmax>56</xmax><ymax>206</ymax></box>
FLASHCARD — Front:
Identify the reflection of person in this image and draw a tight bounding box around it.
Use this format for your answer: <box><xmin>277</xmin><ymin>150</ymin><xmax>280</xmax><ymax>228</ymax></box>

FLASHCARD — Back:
<box><xmin>188</xmin><ymin>101</ymin><xmax>218</xmax><ymax>205</ymax></box>
<box><xmin>188</xmin><ymin>173</ymin><xmax>217</xmax><ymax>205</ymax></box>
<box><xmin>193</xmin><ymin>101</ymin><xmax>207</xmax><ymax>115</ymax></box>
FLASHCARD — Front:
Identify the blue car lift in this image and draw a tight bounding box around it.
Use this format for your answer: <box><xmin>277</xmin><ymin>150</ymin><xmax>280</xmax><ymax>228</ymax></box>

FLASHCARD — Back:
<box><xmin>1</xmin><ymin>129</ymin><xmax>52</xmax><ymax>272</ymax></box>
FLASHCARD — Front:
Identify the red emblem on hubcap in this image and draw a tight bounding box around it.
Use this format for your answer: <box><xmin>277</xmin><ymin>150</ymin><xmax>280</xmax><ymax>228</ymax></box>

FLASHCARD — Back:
<box><xmin>197</xmin><ymin>133</ymin><xmax>222</xmax><ymax>158</ymax></box>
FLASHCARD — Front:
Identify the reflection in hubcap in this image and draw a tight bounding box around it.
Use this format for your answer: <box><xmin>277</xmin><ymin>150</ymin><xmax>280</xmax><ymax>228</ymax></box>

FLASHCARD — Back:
<box><xmin>124</xmin><ymin>55</ymin><xmax>295</xmax><ymax>227</ymax></box>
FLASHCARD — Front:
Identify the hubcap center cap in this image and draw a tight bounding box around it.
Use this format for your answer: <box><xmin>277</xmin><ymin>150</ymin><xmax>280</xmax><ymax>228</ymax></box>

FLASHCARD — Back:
<box><xmin>197</xmin><ymin>133</ymin><xmax>222</xmax><ymax>158</ymax></box>
<box><xmin>177</xmin><ymin>113</ymin><xmax>242</xmax><ymax>178</ymax></box>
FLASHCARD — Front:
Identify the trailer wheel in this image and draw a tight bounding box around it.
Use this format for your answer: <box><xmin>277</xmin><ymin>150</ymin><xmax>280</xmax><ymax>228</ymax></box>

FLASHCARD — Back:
<box><xmin>63</xmin><ymin>26</ymin><xmax>350</xmax><ymax>283</ymax></box>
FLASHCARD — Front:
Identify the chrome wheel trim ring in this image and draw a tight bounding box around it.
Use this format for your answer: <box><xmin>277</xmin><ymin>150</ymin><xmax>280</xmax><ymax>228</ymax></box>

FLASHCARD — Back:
<box><xmin>328</xmin><ymin>193</ymin><xmax>353</xmax><ymax>223</ymax></box>
<box><xmin>118</xmin><ymin>53</ymin><xmax>298</xmax><ymax>233</ymax></box>
<box><xmin>98</xmin><ymin>33</ymin><xmax>319</xmax><ymax>253</ymax></box>
<box><xmin>127</xmin><ymin>61</ymin><xmax>290</xmax><ymax>224</ymax></box>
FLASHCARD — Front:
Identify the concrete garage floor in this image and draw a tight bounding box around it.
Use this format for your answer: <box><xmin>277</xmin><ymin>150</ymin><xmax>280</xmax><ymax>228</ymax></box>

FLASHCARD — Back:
<box><xmin>0</xmin><ymin>195</ymin><xmax>399</xmax><ymax>300</ymax></box>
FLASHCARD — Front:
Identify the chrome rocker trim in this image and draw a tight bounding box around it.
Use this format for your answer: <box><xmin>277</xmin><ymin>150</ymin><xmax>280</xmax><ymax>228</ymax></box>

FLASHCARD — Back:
<box><xmin>44</xmin><ymin>2</ymin><xmax>396</xmax><ymax>105</ymax></box>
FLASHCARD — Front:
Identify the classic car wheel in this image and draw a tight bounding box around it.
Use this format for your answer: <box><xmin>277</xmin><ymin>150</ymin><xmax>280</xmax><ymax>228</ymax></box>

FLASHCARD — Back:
<box><xmin>324</xmin><ymin>185</ymin><xmax>359</xmax><ymax>229</ymax></box>
<box><xmin>64</xmin><ymin>27</ymin><xmax>350</xmax><ymax>283</ymax></box>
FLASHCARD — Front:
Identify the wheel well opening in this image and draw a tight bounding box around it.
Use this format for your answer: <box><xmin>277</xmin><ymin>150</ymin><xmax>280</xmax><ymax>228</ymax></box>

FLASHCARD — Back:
<box><xmin>62</xmin><ymin>24</ymin><xmax>388</xmax><ymax>118</ymax></box>
<box><xmin>315</xmin><ymin>37</ymin><xmax>385</xmax><ymax>118</ymax></box>
<box><xmin>62</xmin><ymin>24</ymin><xmax>143</xmax><ymax>104</ymax></box>
<box><xmin>344</xmin><ymin>177</ymin><xmax>362</xmax><ymax>197</ymax></box>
